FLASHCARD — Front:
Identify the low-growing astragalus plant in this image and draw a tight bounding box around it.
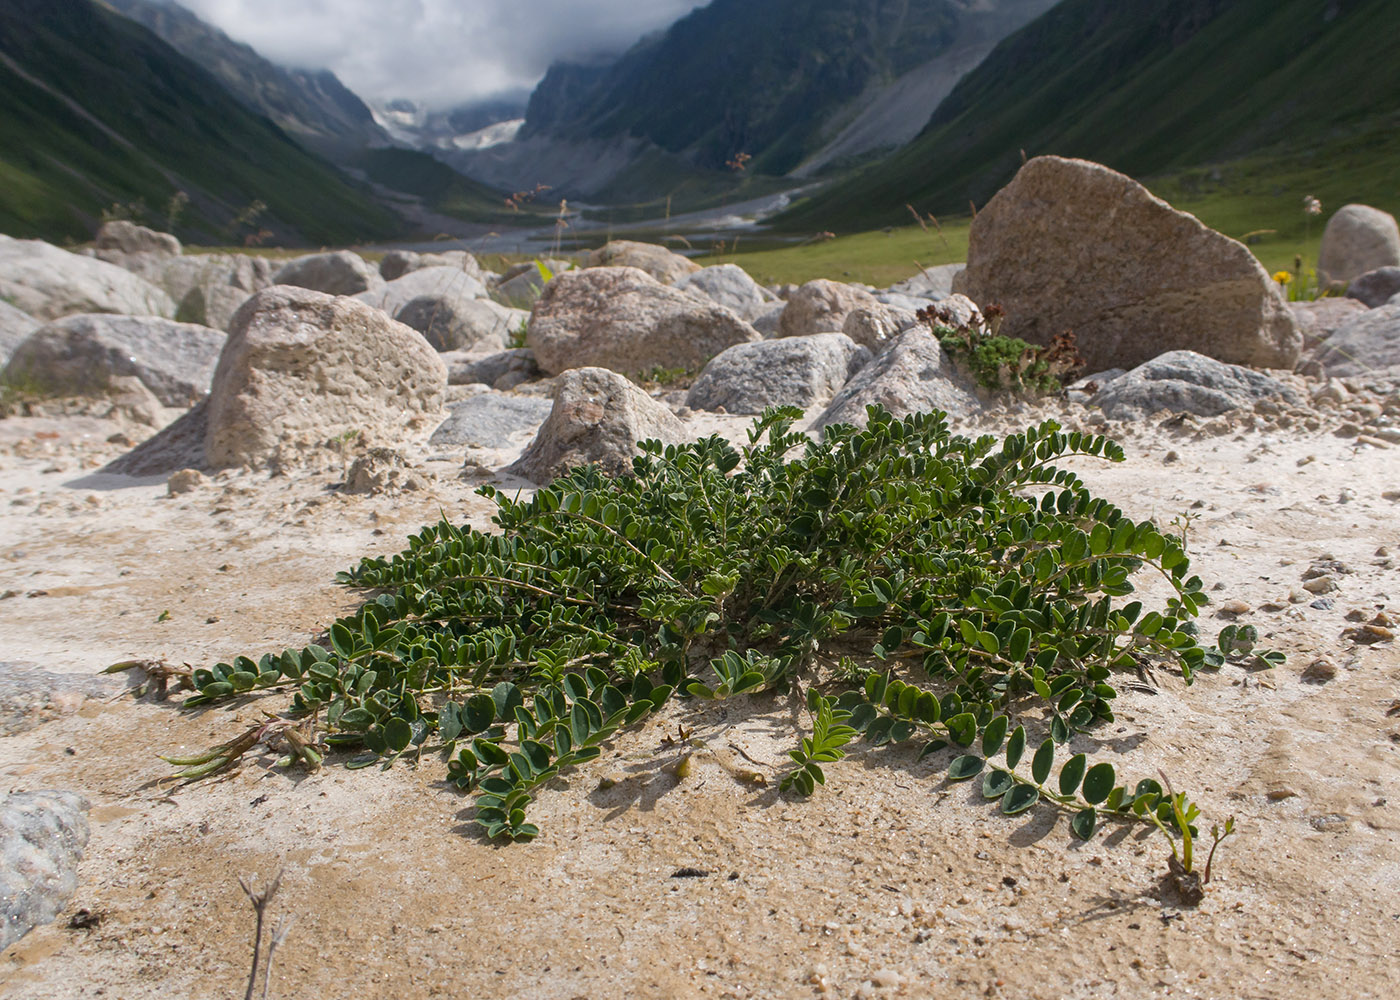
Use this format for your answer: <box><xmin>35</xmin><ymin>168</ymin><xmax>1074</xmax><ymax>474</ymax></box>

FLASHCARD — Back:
<box><xmin>157</xmin><ymin>406</ymin><xmax>1257</xmax><ymax>877</ymax></box>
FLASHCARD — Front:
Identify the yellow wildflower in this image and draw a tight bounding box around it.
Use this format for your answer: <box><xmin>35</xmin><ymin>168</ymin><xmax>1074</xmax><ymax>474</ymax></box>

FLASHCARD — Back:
<box><xmin>1273</xmin><ymin>270</ymin><xmax>1292</xmax><ymax>285</ymax></box>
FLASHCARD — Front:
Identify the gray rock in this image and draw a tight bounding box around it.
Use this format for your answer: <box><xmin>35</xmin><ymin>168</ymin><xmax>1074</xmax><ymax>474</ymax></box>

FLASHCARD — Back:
<box><xmin>430</xmin><ymin>392</ymin><xmax>554</xmax><ymax>450</ymax></box>
<box><xmin>1091</xmin><ymin>350</ymin><xmax>1303</xmax><ymax>420</ymax></box>
<box><xmin>0</xmin><ymin>236</ymin><xmax>174</xmax><ymax>320</ymax></box>
<box><xmin>888</xmin><ymin>263</ymin><xmax>964</xmax><ymax>299</ymax></box>
<box><xmin>527</xmin><ymin>267</ymin><xmax>760</xmax><ymax>377</ymax></box>
<box><xmin>586</xmin><ymin>241</ymin><xmax>699</xmax><ymax>285</ymax></box>
<box><xmin>813</xmin><ymin>328</ymin><xmax>978</xmax><ymax>430</ymax></box>
<box><xmin>1315</xmin><ymin>303</ymin><xmax>1400</xmax><ymax>376</ymax></box>
<box><xmin>686</xmin><ymin>334</ymin><xmax>871</xmax><ymax>415</ymax></box>
<box><xmin>0</xmin><ymin>663</ymin><xmax>127</xmax><ymax>736</ymax></box>
<box><xmin>492</xmin><ymin>259</ymin><xmax>572</xmax><ymax>310</ymax></box>
<box><xmin>357</xmin><ymin>266</ymin><xmax>487</xmax><ymax>317</ymax></box>
<box><xmin>395</xmin><ymin>295</ymin><xmax>517</xmax><ymax>353</ymax></box>
<box><xmin>379</xmin><ymin>250</ymin><xmax>420</xmax><ymax>282</ymax></box>
<box><xmin>380</xmin><ymin>249</ymin><xmax>483</xmax><ymax>283</ymax></box>
<box><xmin>752</xmin><ymin>302</ymin><xmax>785</xmax><ymax>338</ymax></box>
<box><xmin>1289</xmin><ymin>297</ymin><xmax>1369</xmax><ymax>349</ymax></box>
<box><xmin>873</xmin><ymin>291</ymin><xmax>939</xmax><ymax>313</ymax></box>
<box><xmin>1</xmin><ymin>790</ymin><xmax>90</xmax><ymax>950</ymax></box>
<box><xmin>673</xmin><ymin>264</ymin><xmax>775</xmax><ymax>320</ymax></box>
<box><xmin>1346</xmin><ymin>267</ymin><xmax>1400</xmax><ymax>308</ymax></box>
<box><xmin>507</xmin><ymin>367</ymin><xmax>687</xmax><ymax>483</ymax></box>
<box><xmin>841</xmin><ymin>306</ymin><xmax>918</xmax><ymax>354</ymax></box>
<box><xmin>952</xmin><ymin>156</ymin><xmax>1300</xmax><ymax>372</ymax></box>
<box><xmin>94</xmin><ymin>220</ymin><xmax>180</xmax><ymax>258</ymax></box>
<box><xmin>445</xmin><ymin>348</ymin><xmax>541</xmax><ymax>389</ymax></box>
<box><xmin>202</xmin><ymin>286</ymin><xmax>447</xmax><ymax>470</ymax></box>
<box><xmin>168</xmin><ymin>255</ymin><xmax>277</xmax><ymax>331</ymax></box>
<box><xmin>778</xmin><ymin>279</ymin><xmax>884</xmax><ymax>339</ymax></box>
<box><xmin>0</xmin><ymin>299</ymin><xmax>40</xmax><ymax>366</ymax></box>
<box><xmin>102</xmin><ymin>399</ymin><xmax>209</xmax><ymax>477</ymax></box>
<box><xmin>3</xmin><ymin>314</ymin><xmax>225</xmax><ymax>407</ymax></box>
<box><xmin>1318</xmin><ymin>204</ymin><xmax>1400</xmax><ymax>285</ymax></box>
<box><xmin>273</xmin><ymin>251</ymin><xmax>383</xmax><ymax>297</ymax></box>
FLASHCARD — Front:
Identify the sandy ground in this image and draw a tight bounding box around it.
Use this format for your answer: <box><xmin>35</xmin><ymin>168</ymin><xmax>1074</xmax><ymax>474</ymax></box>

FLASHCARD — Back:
<box><xmin>1</xmin><ymin>384</ymin><xmax>1398</xmax><ymax>1000</ymax></box>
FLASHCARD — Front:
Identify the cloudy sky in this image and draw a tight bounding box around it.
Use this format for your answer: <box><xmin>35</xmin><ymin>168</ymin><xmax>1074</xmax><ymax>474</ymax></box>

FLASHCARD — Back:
<box><xmin>175</xmin><ymin>0</ymin><xmax>707</xmax><ymax>108</ymax></box>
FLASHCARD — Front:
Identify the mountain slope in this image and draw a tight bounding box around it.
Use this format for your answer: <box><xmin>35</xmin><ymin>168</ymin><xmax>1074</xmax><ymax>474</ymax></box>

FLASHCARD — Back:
<box><xmin>103</xmin><ymin>0</ymin><xmax>390</xmax><ymax>162</ymax></box>
<box><xmin>779</xmin><ymin>0</ymin><xmax>1400</xmax><ymax>229</ymax></box>
<box><xmin>0</xmin><ymin>0</ymin><xmax>404</xmax><ymax>244</ymax></box>
<box><xmin>461</xmin><ymin>0</ymin><xmax>1055</xmax><ymax>202</ymax></box>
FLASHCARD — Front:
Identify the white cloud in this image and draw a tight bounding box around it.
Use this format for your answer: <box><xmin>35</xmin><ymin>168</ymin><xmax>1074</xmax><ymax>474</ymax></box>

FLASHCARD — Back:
<box><xmin>175</xmin><ymin>0</ymin><xmax>706</xmax><ymax>108</ymax></box>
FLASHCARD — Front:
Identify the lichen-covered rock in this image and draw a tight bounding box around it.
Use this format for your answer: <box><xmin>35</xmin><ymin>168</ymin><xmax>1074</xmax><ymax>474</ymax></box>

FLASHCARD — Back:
<box><xmin>1091</xmin><ymin>350</ymin><xmax>1303</xmax><ymax>420</ymax></box>
<box><xmin>507</xmin><ymin>367</ymin><xmax>686</xmax><ymax>483</ymax></box>
<box><xmin>527</xmin><ymin>267</ymin><xmax>759</xmax><ymax>376</ymax></box>
<box><xmin>1</xmin><ymin>790</ymin><xmax>90</xmax><ymax>950</ymax></box>
<box><xmin>586</xmin><ymin>241</ymin><xmax>699</xmax><ymax>284</ymax></box>
<box><xmin>778</xmin><ymin>279</ymin><xmax>883</xmax><ymax>339</ymax></box>
<box><xmin>205</xmin><ymin>286</ymin><xmax>447</xmax><ymax>469</ymax></box>
<box><xmin>3</xmin><ymin>314</ymin><xmax>225</xmax><ymax>407</ymax></box>
<box><xmin>1318</xmin><ymin>205</ymin><xmax>1400</xmax><ymax>285</ymax></box>
<box><xmin>1315</xmin><ymin>303</ymin><xmax>1400</xmax><ymax>376</ymax></box>
<box><xmin>686</xmin><ymin>333</ymin><xmax>870</xmax><ymax>414</ymax></box>
<box><xmin>813</xmin><ymin>328</ymin><xmax>978</xmax><ymax>430</ymax></box>
<box><xmin>952</xmin><ymin>156</ymin><xmax>1300</xmax><ymax>372</ymax></box>
<box><xmin>273</xmin><ymin>250</ymin><xmax>383</xmax><ymax>297</ymax></box>
<box><xmin>0</xmin><ymin>236</ymin><xmax>174</xmax><ymax>320</ymax></box>
<box><xmin>1345</xmin><ymin>266</ymin><xmax>1400</xmax><ymax>308</ymax></box>
<box><xmin>673</xmin><ymin>264</ymin><xmax>775</xmax><ymax>320</ymax></box>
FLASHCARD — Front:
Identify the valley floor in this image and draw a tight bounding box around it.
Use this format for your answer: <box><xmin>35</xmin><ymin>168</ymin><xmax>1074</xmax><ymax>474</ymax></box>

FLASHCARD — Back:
<box><xmin>0</xmin><ymin>398</ymin><xmax>1397</xmax><ymax>999</ymax></box>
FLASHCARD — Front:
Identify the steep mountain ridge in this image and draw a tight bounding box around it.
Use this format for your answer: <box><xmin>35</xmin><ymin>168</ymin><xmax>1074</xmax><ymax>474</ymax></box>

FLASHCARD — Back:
<box><xmin>102</xmin><ymin>0</ymin><xmax>391</xmax><ymax>162</ymax></box>
<box><xmin>0</xmin><ymin>0</ymin><xmax>403</xmax><ymax>243</ymax></box>
<box><xmin>455</xmin><ymin>0</ymin><xmax>1057</xmax><ymax>202</ymax></box>
<box><xmin>780</xmin><ymin>0</ymin><xmax>1400</xmax><ymax>229</ymax></box>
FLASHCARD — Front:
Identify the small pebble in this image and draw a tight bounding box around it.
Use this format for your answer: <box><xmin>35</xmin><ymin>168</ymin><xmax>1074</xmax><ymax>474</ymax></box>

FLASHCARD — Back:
<box><xmin>1267</xmin><ymin>788</ymin><xmax>1299</xmax><ymax>801</ymax></box>
<box><xmin>871</xmin><ymin>969</ymin><xmax>903</xmax><ymax>989</ymax></box>
<box><xmin>1310</xmin><ymin>598</ymin><xmax>1335</xmax><ymax>610</ymax></box>
<box><xmin>1221</xmin><ymin>599</ymin><xmax>1250</xmax><ymax>615</ymax></box>
<box><xmin>1303</xmin><ymin>576</ymin><xmax>1338</xmax><ymax>595</ymax></box>
<box><xmin>1302</xmin><ymin>659</ymin><xmax>1338</xmax><ymax>683</ymax></box>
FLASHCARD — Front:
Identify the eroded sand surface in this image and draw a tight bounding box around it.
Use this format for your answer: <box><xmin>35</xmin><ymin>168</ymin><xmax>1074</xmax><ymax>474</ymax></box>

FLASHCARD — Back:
<box><xmin>1</xmin><ymin>394</ymin><xmax>1398</xmax><ymax>999</ymax></box>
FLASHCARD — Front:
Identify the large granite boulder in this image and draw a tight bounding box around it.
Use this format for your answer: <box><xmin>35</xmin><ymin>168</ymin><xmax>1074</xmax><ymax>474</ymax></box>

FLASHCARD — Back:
<box><xmin>686</xmin><ymin>333</ymin><xmax>870</xmax><ymax>414</ymax></box>
<box><xmin>491</xmin><ymin>259</ymin><xmax>572</xmax><ymax>310</ymax></box>
<box><xmin>1091</xmin><ymin>350</ymin><xmax>1303</xmax><ymax>420</ymax></box>
<box><xmin>778</xmin><ymin>279</ymin><xmax>884</xmax><ymax>339</ymax></box>
<box><xmin>952</xmin><ymin>156</ymin><xmax>1300</xmax><ymax>372</ymax></box>
<box><xmin>813</xmin><ymin>328</ymin><xmax>978</xmax><ymax>430</ymax></box>
<box><xmin>204</xmin><ymin>286</ymin><xmax>447</xmax><ymax>469</ymax></box>
<box><xmin>1</xmin><ymin>790</ymin><xmax>90</xmax><ymax>950</ymax></box>
<box><xmin>430</xmin><ymin>392</ymin><xmax>554</xmax><ymax>450</ymax></box>
<box><xmin>527</xmin><ymin>267</ymin><xmax>760</xmax><ymax>376</ymax></box>
<box><xmin>1289</xmin><ymin>298</ymin><xmax>1369</xmax><ymax>349</ymax></box>
<box><xmin>167</xmin><ymin>254</ymin><xmax>277</xmax><ymax>330</ymax></box>
<box><xmin>395</xmin><ymin>294</ymin><xmax>520</xmax><ymax>353</ymax></box>
<box><xmin>1315</xmin><ymin>303</ymin><xmax>1400</xmax><ymax>376</ymax></box>
<box><xmin>358</xmin><ymin>266</ymin><xmax>488</xmax><ymax>317</ymax></box>
<box><xmin>1345</xmin><ymin>266</ymin><xmax>1400</xmax><ymax>308</ymax></box>
<box><xmin>0</xmin><ymin>236</ymin><xmax>174</xmax><ymax>320</ymax></box>
<box><xmin>3</xmin><ymin>314</ymin><xmax>224</xmax><ymax>406</ymax></box>
<box><xmin>674</xmin><ymin>264</ymin><xmax>775</xmax><ymax>320</ymax></box>
<box><xmin>507</xmin><ymin>367</ymin><xmax>686</xmax><ymax>483</ymax></box>
<box><xmin>1317</xmin><ymin>205</ymin><xmax>1400</xmax><ymax>286</ymax></box>
<box><xmin>586</xmin><ymin>241</ymin><xmax>699</xmax><ymax>285</ymax></box>
<box><xmin>0</xmin><ymin>299</ymin><xmax>40</xmax><ymax>366</ymax></box>
<box><xmin>273</xmin><ymin>251</ymin><xmax>383</xmax><ymax>297</ymax></box>
<box><xmin>94</xmin><ymin>220</ymin><xmax>180</xmax><ymax>258</ymax></box>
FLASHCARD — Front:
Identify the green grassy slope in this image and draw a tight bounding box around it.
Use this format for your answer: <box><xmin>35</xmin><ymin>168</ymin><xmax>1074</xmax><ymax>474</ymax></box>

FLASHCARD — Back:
<box><xmin>0</xmin><ymin>0</ymin><xmax>404</xmax><ymax>245</ymax></box>
<box><xmin>778</xmin><ymin>0</ymin><xmax>1400</xmax><ymax>230</ymax></box>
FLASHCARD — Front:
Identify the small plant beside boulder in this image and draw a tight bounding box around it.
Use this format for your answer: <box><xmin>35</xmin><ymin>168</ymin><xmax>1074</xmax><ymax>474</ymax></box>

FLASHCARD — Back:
<box><xmin>919</xmin><ymin>303</ymin><xmax>1083</xmax><ymax>395</ymax></box>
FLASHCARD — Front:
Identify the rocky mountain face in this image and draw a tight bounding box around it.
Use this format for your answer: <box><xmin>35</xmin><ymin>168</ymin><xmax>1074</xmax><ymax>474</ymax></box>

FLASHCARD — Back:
<box><xmin>0</xmin><ymin>0</ymin><xmax>403</xmax><ymax>243</ymax></box>
<box><xmin>781</xmin><ymin>0</ymin><xmax>1400</xmax><ymax>229</ymax></box>
<box><xmin>453</xmin><ymin>0</ymin><xmax>1059</xmax><ymax>199</ymax></box>
<box><xmin>102</xmin><ymin>0</ymin><xmax>391</xmax><ymax>162</ymax></box>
